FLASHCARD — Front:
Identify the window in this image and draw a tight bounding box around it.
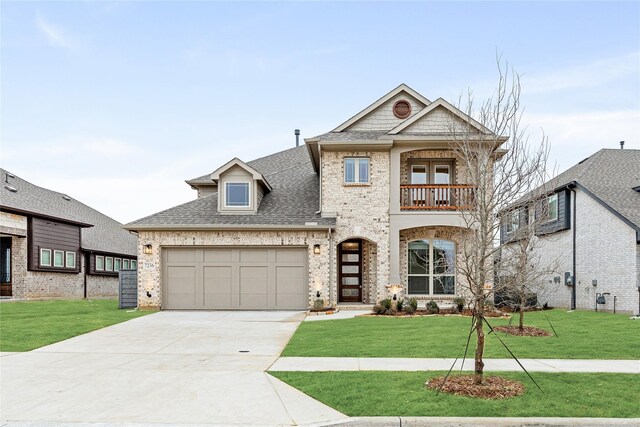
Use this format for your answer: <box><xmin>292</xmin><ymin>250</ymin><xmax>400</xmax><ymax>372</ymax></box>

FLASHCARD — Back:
<box><xmin>114</xmin><ymin>258</ymin><xmax>121</xmax><ymax>272</ymax></box>
<box><xmin>123</xmin><ymin>259</ymin><xmax>130</xmax><ymax>269</ymax></box>
<box><xmin>344</xmin><ymin>158</ymin><xmax>370</xmax><ymax>184</ymax></box>
<box><xmin>96</xmin><ymin>255</ymin><xmax>104</xmax><ymax>271</ymax></box>
<box><xmin>408</xmin><ymin>239</ymin><xmax>455</xmax><ymax>295</ymax></box>
<box><xmin>40</xmin><ymin>249</ymin><xmax>52</xmax><ymax>267</ymax></box>
<box><xmin>225</xmin><ymin>182</ymin><xmax>250</xmax><ymax>207</ymax></box>
<box><xmin>105</xmin><ymin>257</ymin><xmax>114</xmax><ymax>272</ymax></box>
<box><xmin>130</xmin><ymin>260</ymin><xmax>137</xmax><ymax>269</ymax></box>
<box><xmin>53</xmin><ymin>250</ymin><xmax>64</xmax><ymax>267</ymax></box>
<box><xmin>506</xmin><ymin>210</ymin><xmax>520</xmax><ymax>233</ymax></box>
<box><xmin>66</xmin><ymin>251</ymin><xmax>76</xmax><ymax>268</ymax></box>
<box><xmin>547</xmin><ymin>194</ymin><xmax>558</xmax><ymax>222</ymax></box>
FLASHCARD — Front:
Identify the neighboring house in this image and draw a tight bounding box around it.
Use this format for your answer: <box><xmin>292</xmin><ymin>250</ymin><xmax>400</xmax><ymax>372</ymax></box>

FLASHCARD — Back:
<box><xmin>500</xmin><ymin>149</ymin><xmax>640</xmax><ymax>314</ymax></box>
<box><xmin>0</xmin><ymin>169</ymin><xmax>138</xmax><ymax>299</ymax></box>
<box><xmin>125</xmin><ymin>84</ymin><xmax>500</xmax><ymax>310</ymax></box>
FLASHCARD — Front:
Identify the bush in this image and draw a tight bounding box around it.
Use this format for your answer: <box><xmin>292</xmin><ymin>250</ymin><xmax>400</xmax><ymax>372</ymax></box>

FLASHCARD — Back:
<box><xmin>453</xmin><ymin>297</ymin><xmax>465</xmax><ymax>313</ymax></box>
<box><xmin>408</xmin><ymin>297</ymin><xmax>418</xmax><ymax>312</ymax></box>
<box><xmin>484</xmin><ymin>298</ymin><xmax>495</xmax><ymax>310</ymax></box>
<box><xmin>404</xmin><ymin>304</ymin><xmax>416</xmax><ymax>315</ymax></box>
<box><xmin>313</xmin><ymin>298</ymin><xmax>324</xmax><ymax>309</ymax></box>
<box><xmin>426</xmin><ymin>300</ymin><xmax>439</xmax><ymax>314</ymax></box>
<box><xmin>380</xmin><ymin>298</ymin><xmax>393</xmax><ymax>311</ymax></box>
<box><xmin>373</xmin><ymin>305</ymin><xmax>385</xmax><ymax>315</ymax></box>
<box><xmin>396</xmin><ymin>298</ymin><xmax>404</xmax><ymax>312</ymax></box>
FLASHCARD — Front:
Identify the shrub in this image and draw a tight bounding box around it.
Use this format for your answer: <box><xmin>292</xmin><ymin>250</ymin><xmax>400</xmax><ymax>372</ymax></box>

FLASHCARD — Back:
<box><xmin>426</xmin><ymin>300</ymin><xmax>439</xmax><ymax>314</ymax></box>
<box><xmin>484</xmin><ymin>298</ymin><xmax>495</xmax><ymax>310</ymax></box>
<box><xmin>313</xmin><ymin>298</ymin><xmax>324</xmax><ymax>309</ymax></box>
<box><xmin>373</xmin><ymin>305</ymin><xmax>385</xmax><ymax>315</ymax></box>
<box><xmin>408</xmin><ymin>297</ymin><xmax>418</xmax><ymax>312</ymax></box>
<box><xmin>396</xmin><ymin>298</ymin><xmax>404</xmax><ymax>312</ymax></box>
<box><xmin>404</xmin><ymin>304</ymin><xmax>416</xmax><ymax>315</ymax></box>
<box><xmin>380</xmin><ymin>298</ymin><xmax>393</xmax><ymax>311</ymax></box>
<box><xmin>453</xmin><ymin>297</ymin><xmax>465</xmax><ymax>313</ymax></box>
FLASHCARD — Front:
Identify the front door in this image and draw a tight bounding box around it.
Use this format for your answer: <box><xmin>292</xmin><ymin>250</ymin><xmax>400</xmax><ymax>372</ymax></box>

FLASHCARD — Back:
<box><xmin>1</xmin><ymin>237</ymin><xmax>12</xmax><ymax>297</ymax></box>
<box><xmin>338</xmin><ymin>239</ymin><xmax>362</xmax><ymax>303</ymax></box>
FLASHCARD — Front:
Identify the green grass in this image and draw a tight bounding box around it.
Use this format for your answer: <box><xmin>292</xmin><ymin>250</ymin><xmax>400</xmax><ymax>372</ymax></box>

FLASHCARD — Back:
<box><xmin>0</xmin><ymin>299</ymin><xmax>153</xmax><ymax>351</ymax></box>
<box><xmin>271</xmin><ymin>371</ymin><xmax>640</xmax><ymax>418</ymax></box>
<box><xmin>282</xmin><ymin>309</ymin><xmax>640</xmax><ymax>359</ymax></box>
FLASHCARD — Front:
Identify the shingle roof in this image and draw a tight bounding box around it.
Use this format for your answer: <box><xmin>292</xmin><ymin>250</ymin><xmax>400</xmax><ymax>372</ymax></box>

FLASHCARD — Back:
<box><xmin>0</xmin><ymin>168</ymin><xmax>137</xmax><ymax>256</ymax></box>
<box><xmin>309</xmin><ymin>131</ymin><xmax>388</xmax><ymax>142</ymax></box>
<box><xmin>549</xmin><ymin>149</ymin><xmax>640</xmax><ymax>229</ymax></box>
<box><xmin>126</xmin><ymin>146</ymin><xmax>335</xmax><ymax>228</ymax></box>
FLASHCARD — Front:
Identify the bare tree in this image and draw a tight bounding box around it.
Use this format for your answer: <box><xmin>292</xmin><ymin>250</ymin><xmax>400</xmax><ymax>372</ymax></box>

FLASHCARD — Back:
<box><xmin>494</xmin><ymin>197</ymin><xmax>562</xmax><ymax>330</ymax></box>
<box><xmin>449</xmin><ymin>60</ymin><xmax>550</xmax><ymax>385</ymax></box>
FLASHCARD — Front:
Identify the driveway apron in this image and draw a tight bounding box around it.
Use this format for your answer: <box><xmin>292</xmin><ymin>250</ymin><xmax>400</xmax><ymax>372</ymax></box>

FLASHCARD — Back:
<box><xmin>0</xmin><ymin>311</ymin><xmax>346</xmax><ymax>426</ymax></box>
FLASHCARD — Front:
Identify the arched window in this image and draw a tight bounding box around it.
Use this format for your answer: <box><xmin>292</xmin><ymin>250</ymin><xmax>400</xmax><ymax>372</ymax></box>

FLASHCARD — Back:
<box><xmin>408</xmin><ymin>239</ymin><xmax>455</xmax><ymax>295</ymax></box>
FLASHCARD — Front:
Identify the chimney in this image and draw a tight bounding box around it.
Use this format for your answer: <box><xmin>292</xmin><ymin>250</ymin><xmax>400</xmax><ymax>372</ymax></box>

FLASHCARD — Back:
<box><xmin>295</xmin><ymin>129</ymin><xmax>300</xmax><ymax>147</ymax></box>
<box><xmin>620</xmin><ymin>140</ymin><xmax>625</xmax><ymax>149</ymax></box>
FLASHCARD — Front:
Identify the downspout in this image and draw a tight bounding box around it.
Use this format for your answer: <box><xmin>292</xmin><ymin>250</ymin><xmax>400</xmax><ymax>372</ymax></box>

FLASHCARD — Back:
<box><xmin>83</xmin><ymin>252</ymin><xmax>89</xmax><ymax>299</ymax></box>
<box><xmin>316</xmin><ymin>143</ymin><xmax>323</xmax><ymax>214</ymax></box>
<box><xmin>570</xmin><ymin>184</ymin><xmax>577</xmax><ymax>310</ymax></box>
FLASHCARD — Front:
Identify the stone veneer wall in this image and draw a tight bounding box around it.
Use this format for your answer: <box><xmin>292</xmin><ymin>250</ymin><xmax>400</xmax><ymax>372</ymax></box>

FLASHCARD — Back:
<box><xmin>136</xmin><ymin>230</ymin><xmax>331</xmax><ymax>309</ymax></box>
<box><xmin>399</xmin><ymin>226</ymin><xmax>471</xmax><ymax>306</ymax></box>
<box><xmin>532</xmin><ymin>189</ymin><xmax>639</xmax><ymax>313</ymax></box>
<box><xmin>321</xmin><ymin>151</ymin><xmax>390</xmax><ymax>303</ymax></box>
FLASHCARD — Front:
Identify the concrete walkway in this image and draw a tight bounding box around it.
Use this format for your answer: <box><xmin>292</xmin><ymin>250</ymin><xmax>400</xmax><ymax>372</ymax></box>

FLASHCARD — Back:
<box><xmin>0</xmin><ymin>311</ymin><xmax>346</xmax><ymax>426</ymax></box>
<box><xmin>271</xmin><ymin>357</ymin><xmax>640</xmax><ymax>373</ymax></box>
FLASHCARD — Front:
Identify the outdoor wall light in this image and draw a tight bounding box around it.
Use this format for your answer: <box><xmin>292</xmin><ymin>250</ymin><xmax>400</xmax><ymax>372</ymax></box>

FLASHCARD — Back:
<box><xmin>592</xmin><ymin>279</ymin><xmax>598</xmax><ymax>287</ymax></box>
<box><xmin>146</xmin><ymin>291</ymin><xmax>152</xmax><ymax>298</ymax></box>
<box><xmin>313</xmin><ymin>244</ymin><xmax>321</xmax><ymax>255</ymax></box>
<box><xmin>143</xmin><ymin>244</ymin><xmax>153</xmax><ymax>255</ymax></box>
<box><xmin>316</xmin><ymin>290</ymin><xmax>321</xmax><ymax>298</ymax></box>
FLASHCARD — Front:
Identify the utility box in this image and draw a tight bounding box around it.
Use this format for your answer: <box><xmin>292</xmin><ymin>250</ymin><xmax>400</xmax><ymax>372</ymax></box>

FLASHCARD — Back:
<box><xmin>119</xmin><ymin>269</ymin><xmax>138</xmax><ymax>309</ymax></box>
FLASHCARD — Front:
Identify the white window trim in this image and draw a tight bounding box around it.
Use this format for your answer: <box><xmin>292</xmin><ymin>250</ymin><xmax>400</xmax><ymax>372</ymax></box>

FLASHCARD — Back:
<box><xmin>344</xmin><ymin>157</ymin><xmax>370</xmax><ymax>184</ymax></box>
<box><xmin>123</xmin><ymin>259</ymin><xmax>130</xmax><ymax>269</ymax></box>
<box><xmin>105</xmin><ymin>257</ymin><xmax>114</xmax><ymax>272</ymax></box>
<box><xmin>65</xmin><ymin>251</ymin><xmax>76</xmax><ymax>268</ymax></box>
<box><xmin>114</xmin><ymin>258</ymin><xmax>122</xmax><ymax>272</ymax></box>
<box><xmin>53</xmin><ymin>250</ymin><xmax>65</xmax><ymax>268</ymax></box>
<box><xmin>130</xmin><ymin>260</ymin><xmax>137</xmax><ymax>269</ymax></box>
<box><xmin>407</xmin><ymin>239</ymin><xmax>456</xmax><ymax>296</ymax></box>
<box><xmin>506</xmin><ymin>210</ymin><xmax>520</xmax><ymax>233</ymax></box>
<box><xmin>96</xmin><ymin>255</ymin><xmax>104</xmax><ymax>271</ymax></box>
<box><xmin>224</xmin><ymin>182</ymin><xmax>251</xmax><ymax>208</ymax></box>
<box><xmin>40</xmin><ymin>248</ymin><xmax>52</xmax><ymax>267</ymax></box>
<box><xmin>545</xmin><ymin>193</ymin><xmax>559</xmax><ymax>223</ymax></box>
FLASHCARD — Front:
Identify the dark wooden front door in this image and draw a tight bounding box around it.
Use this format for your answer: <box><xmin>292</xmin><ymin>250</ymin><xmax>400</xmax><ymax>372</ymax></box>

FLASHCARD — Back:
<box><xmin>338</xmin><ymin>239</ymin><xmax>362</xmax><ymax>303</ymax></box>
<box><xmin>1</xmin><ymin>237</ymin><xmax>12</xmax><ymax>297</ymax></box>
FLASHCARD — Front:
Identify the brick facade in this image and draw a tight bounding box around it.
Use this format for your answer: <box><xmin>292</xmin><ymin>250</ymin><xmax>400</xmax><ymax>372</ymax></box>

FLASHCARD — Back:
<box><xmin>534</xmin><ymin>189</ymin><xmax>639</xmax><ymax>313</ymax></box>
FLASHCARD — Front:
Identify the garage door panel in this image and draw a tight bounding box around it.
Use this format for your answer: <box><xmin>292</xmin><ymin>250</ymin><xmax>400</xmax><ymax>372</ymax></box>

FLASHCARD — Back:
<box><xmin>203</xmin><ymin>249</ymin><xmax>233</xmax><ymax>263</ymax></box>
<box><xmin>275</xmin><ymin>266</ymin><xmax>306</xmax><ymax>293</ymax></box>
<box><xmin>166</xmin><ymin>250</ymin><xmax>198</xmax><ymax>263</ymax></box>
<box><xmin>166</xmin><ymin>265</ymin><xmax>197</xmax><ymax>309</ymax></box>
<box><xmin>239</xmin><ymin>266</ymin><xmax>268</xmax><ymax>294</ymax></box>
<box><xmin>240</xmin><ymin>249</ymin><xmax>269</xmax><ymax>263</ymax></box>
<box><xmin>277</xmin><ymin>249</ymin><xmax>307</xmax><ymax>264</ymax></box>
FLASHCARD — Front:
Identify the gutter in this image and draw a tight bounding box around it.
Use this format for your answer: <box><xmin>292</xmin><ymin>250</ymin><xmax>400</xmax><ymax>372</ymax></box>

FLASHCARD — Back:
<box><xmin>123</xmin><ymin>224</ymin><xmax>336</xmax><ymax>232</ymax></box>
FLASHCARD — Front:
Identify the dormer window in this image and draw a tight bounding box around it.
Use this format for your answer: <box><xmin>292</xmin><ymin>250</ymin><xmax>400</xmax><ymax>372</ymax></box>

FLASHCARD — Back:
<box><xmin>225</xmin><ymin>182</ymin><xmax>250</xmax><ymax>207</ymax></box>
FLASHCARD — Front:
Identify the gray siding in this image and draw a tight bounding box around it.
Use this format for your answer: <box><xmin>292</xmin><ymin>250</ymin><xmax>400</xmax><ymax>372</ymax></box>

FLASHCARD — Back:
<box><xmin>119</xmin><ymin>269</ymin><xmax>138</xmax><ymax>308</ymax></box>
<box><xmin>536</xmin><ymin>189</ymin><xmax>571</xmax><ymax>235</ymax></box>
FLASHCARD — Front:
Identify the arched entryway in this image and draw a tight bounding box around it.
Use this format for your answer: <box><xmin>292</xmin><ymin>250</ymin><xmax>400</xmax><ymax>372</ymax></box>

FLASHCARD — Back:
<box><xmin>337</xmin><ymin>238</ymin><xmax>378</xmax><ymax>304</ymax></box>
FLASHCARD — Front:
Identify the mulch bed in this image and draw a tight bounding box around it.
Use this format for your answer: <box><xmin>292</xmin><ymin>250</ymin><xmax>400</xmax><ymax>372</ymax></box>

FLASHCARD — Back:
<box><xmin>426</xmin><ymin>374</ymin><xmax>525</xmax><ymax>399</ymax></box>
<box><xmin>364</xmin><ymin>309</ymin><xmax>509</xmax><ymax>318</ymax></box>
<box><xmin>494</xmin><ymin>325</ymin><xmax>552</xmax><ymax>336</ymax></box>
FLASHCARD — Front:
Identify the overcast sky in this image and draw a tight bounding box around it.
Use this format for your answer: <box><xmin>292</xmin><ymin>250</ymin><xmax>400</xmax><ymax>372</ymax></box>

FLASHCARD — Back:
<box><xmin>2</xmin><ymin>1</ymin><xmax>639</xmax><ymax>223</ymax></box>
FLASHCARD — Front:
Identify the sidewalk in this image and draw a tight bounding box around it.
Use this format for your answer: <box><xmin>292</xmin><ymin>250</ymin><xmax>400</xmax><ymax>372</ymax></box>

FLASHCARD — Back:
<box><xmin>270</xmin><ymin>357</ymin><xmax>640</xmax><ymax>373</ymax></box>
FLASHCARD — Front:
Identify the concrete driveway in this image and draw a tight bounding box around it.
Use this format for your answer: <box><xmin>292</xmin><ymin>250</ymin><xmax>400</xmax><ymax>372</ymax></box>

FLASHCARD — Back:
<box><xmin>0</xmin><ymin>311</ymin><xmax>346</xmax><ymax>426</ymax></box>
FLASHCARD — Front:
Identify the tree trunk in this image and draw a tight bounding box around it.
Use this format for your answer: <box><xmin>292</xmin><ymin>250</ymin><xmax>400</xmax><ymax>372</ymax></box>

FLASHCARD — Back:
<box><xmin>474</xmin><ymin>295</ymin><xmax>485</xmax><ymax>385</ymax></box>
<box><xmin>519</xmin><ymin>289</ymin><xmax>525</xmax><ymax>330</ymax></box>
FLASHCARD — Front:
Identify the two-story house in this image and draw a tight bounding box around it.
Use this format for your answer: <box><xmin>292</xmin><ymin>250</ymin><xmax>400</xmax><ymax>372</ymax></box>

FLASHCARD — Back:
<box><xmin>500</xmin><ymin>148</ymin><xmax>640</xmax><ymax>314</ymax></box>
<box><xmin>125</xmin><ymin>84</ymin><xmax>499</xmax><ymax>310</ymax></box>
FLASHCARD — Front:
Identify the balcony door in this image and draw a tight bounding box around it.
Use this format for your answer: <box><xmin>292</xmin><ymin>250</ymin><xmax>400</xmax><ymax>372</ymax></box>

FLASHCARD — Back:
<box><xmin>409</xmin><ymin>161</ymin><xmax>453</xmax><ymax>206</ymax></box>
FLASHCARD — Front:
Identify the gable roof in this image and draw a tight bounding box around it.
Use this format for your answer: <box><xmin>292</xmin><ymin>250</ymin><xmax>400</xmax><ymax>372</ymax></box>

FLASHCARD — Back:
<box><xmin>546</xmin><ymin>149</ymin><xmax>640</xmax><ymax>231</ymax></box>
<box><xmin>0</xmin><ymin>168</ymin><xmax>137</xmax><ymax>256</ymax></box>
<box><xmin>210</xmin><ymin>157</ymin><xmax>272</xmax><ymax>191</ymax></box>
<box><xmin>387</xmin><ymin>98</ymin><xmax>493</xmax><ymax>135</ymax></box>
<box><xmin>332</xmin><ymin>83</ymin><xmax>431</xmax><ymax>132</ymax></box>
<box><xmin>125</xmin><ymin>146</ymin><xmax>334</xmax><ymax>230</ymax></box>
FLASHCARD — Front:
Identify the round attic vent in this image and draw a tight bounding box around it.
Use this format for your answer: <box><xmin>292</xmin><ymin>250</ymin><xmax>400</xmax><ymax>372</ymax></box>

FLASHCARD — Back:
<box><xmin>393</xmin><ymin>100</ymin><xmax>411</xmax><ymax>119</ymax></box>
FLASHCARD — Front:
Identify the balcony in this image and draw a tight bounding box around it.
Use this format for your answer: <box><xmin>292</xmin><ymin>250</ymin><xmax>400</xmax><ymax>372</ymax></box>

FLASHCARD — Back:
<box><xmin>400</xmin><ymin>184</ymin><xmax>474</xmax><ymax>211</ymax></box>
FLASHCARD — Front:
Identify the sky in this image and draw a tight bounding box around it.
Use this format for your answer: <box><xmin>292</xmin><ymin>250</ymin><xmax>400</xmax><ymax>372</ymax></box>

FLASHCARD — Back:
<box><xmin>2</xmin><ymin>1</ymin><xmax>639</xmax><ymax>224</ymax></box>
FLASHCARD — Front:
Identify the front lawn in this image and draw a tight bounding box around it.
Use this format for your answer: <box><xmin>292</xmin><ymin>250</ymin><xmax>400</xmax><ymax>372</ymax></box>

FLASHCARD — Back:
<box><xmin>270</xmin><ymin>371</ymin><xmax>640</xmax><ymax>418</ymax></box>
<box><xmin>0</xmin><ymin>299</ymin><xmax>152</xmax><ymax>351</ymax></box>
<box><xmin>283</xmin><ymin>309</ymin><xmax>640</xmax><ymax>359</ymax></box>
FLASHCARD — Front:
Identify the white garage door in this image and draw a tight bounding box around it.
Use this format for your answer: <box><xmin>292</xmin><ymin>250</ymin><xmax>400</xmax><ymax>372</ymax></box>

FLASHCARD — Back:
<box><xmin>162</xmin><ymin>247</ymin><xmax>308</xmax><ymax>310</ymax></box>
